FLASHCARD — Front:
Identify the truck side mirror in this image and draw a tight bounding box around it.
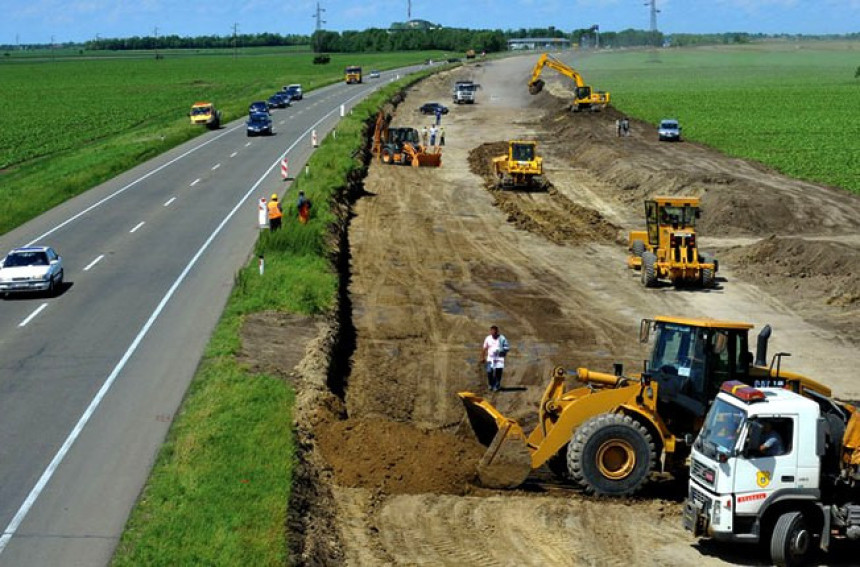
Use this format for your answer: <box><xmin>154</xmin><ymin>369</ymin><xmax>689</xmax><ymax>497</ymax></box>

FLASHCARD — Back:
<box><xmin>639</xmin><ymin>319</ymin><xmax>652</xmax><ymax>343</ymax></box>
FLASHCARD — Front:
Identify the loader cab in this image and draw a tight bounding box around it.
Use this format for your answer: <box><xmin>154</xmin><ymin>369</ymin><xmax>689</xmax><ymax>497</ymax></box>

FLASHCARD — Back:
<box><xmin>642</xmin><ymin>318</ymin><xmax>752</xmax><ymax>429</ymax></box>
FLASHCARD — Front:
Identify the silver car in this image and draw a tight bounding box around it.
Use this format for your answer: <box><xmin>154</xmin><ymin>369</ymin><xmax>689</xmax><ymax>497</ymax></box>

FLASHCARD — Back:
<box><xmin>658</xmin><ymin>119</ymin><xmax>682</xmax><ymax>142</ymax></box>
<box><xmin>0</xmin><ymin>246</ymin><xmax>64</xmax><ymax>297</ymax></box>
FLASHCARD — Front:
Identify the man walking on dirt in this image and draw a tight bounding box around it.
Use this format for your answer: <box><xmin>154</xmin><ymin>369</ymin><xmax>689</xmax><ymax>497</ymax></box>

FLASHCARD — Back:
<box><xmin>482</xmin><ymin>325</ymin><xmax>510</xmax><ymax>392</ymax></box>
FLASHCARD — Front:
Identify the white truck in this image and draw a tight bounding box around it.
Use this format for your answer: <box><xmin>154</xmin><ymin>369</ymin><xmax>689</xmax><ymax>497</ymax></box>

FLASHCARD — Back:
<box><xmin>452</xmin><ymin>80</ymin><xmax>478</xmax><ymax>104</ymax></box>
<box><xmin>684</xmin><ymin>381</ymin><xmax>860</xmax><ymax>566</ymax></box>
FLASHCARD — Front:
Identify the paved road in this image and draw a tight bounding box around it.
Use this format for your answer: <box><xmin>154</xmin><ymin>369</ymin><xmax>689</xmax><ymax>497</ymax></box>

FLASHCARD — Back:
<box><xmin>0</xmin><ymin>67</ymin><xmax>419</xmax><ymax>566</ymax></box>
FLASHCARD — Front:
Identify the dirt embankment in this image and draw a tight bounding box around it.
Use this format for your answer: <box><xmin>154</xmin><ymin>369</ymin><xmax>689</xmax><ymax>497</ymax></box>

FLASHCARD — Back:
<box><xmin>245</xmin><ymin>56</ymin><xmax>860</xmax><ymax>566</ymax></box>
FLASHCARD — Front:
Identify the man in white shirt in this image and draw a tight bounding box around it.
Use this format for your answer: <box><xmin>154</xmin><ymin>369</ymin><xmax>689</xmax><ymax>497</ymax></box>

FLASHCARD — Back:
<box><xmin>482</xmin><ymin>325</ymin><xmax>509</xmax><ymax>392</ymax></box>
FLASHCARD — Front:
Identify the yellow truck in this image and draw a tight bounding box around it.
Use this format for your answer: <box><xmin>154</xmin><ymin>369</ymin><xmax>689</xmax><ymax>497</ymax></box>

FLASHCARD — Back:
<box><xmin>345</xmin><ymin>66</ymin><xmax>363</xmax><ymax>84</ymax></box>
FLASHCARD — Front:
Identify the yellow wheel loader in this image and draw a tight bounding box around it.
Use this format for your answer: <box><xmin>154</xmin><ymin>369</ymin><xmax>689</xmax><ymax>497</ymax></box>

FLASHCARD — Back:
<box><xmin>459</xmin><ymin>316</ymin><xmax>832</xmax><ymax>496</ymax></box>
<box><xmin>491</xmin><ymin>141</ymin><xmax>548</xmax><ymax>190</ymax></box>
<box><xmin>527</xmin><ymin>53</ymin><xmax>610</xmax><ymax>112</ymax></box>
<box><xmin>627</xmin><ymin>196</ymin><xmax>718</xmax><ymax>288</ymax></box>
<box><xmin>371</xmin><ymin>111</ymin><xmax>441</xmax><ymax>167</ymax></box>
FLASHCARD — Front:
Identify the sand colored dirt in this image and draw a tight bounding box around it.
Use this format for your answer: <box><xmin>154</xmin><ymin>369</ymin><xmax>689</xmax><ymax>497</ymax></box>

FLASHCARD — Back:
<box><xmin>259</xmin><ymin>55</ymin><xmax>860</xmax><ymax>565</ymax></box>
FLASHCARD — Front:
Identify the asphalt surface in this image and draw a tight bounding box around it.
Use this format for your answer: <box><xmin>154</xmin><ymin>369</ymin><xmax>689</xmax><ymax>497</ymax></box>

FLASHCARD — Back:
<box><xmin>0</xmin><ymin>67</ymin><xmax>418</xmax><ymax>566</ymax></box>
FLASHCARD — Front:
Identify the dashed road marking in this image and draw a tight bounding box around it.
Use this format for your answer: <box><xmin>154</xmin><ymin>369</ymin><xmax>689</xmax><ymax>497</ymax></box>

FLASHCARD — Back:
<box><xmin>18</xmin><ymin>303</ymin><xmax>48</xmax><ymax>328</ymax></box>
<box><xmin>230</xmin><ymin>151</ymin><xmax>238</xmax><ymax>158</ymax></box>
<box><xmin>83</xmin><ymin>255</ymin><xmax>105</xmax><ymax>271</ymax></box>
<box><xmin>211</xmin><ymin>163</ymin><xmax>220</xmax><ymax>170</ymax></box>
<box><xmin>164</xmin><ymin>197</ymin><xmax>177</xmax><ymax>207</ymax></box>
<box><xmin>190</xmin><ymin>179</ymin><xmax>200</xmax><ymax>187</ymax></box>
<box><xmin>130</xmin><ymin>221</ymin><xmax>145</xmax><ymax>233</ymax></box>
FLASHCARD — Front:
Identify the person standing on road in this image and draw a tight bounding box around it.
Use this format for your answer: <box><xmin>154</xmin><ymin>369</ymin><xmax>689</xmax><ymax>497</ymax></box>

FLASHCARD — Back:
<box><xmin>434</xmin><ymin>106</ymin><xmax>442</xmax><ymax>126</ymax></box>
<box><xmin>267</xmin><ymin>193</ymin><xmax>283</xmax><ymax>231</ymax></box>
<box><xmin>622</xmin><ymin>117</ymin><xmax>630</xmax><ymax>137</ymax></box>
<box><xmin>615</xmin><ymin>118</ymin><xmax>622</xmax><ymax>137</ymax></box>
<box><xmin>439</xmin><ymin>126</ymin><xmax>446</xmax><ymax>146</ymax></box>
<box><xmin>429</xmin><ymin>124</ymin><xmax>438</xmax><ymax>147</ymax></box>
<box><xmin>421</xmin><ymin>125</ymin><xmax>429</xmax><ymax>147</ymax></box>
<box><xmin>482</xmin><ymin>325</ymin><xmax>510</xmax><ymax>392</ymax></box>
<box><xmin>297</xmin><ymin>190</ymin><xmax>312</xmax><ymax>225</ymax></box>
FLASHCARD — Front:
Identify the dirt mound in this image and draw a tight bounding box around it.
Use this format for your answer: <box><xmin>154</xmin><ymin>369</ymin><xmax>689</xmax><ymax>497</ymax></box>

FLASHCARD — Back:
<box><xmin>468</xmin><ymin>142</ymin><xmax>621</xmax><ymax>245</ymax></box>
<box><xmin>316</xmin><ymin>418</ymin><xmax>484</xmax><ymax>494</ymax></box>
<box><xmin>722</xmin><ymin>236</ymin><xmax>860</xmax><ymax>307</ymax></box>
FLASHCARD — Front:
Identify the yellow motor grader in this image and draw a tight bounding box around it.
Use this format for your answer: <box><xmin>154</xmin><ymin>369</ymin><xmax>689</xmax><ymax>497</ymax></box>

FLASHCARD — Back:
<box><xmin>371</xmin><ymin>111</ymin><xmax>441</xmax><ymax>167</ymax></box>
<box><xmin>627</xmin><ymin>196</ymin><xmax>718</xmax><ymax>288</ymax></box>
<box><xmin>459</xmin><ymin>316</ymin><xmax>831</xmax><ymax>496</ymax></box>
<box><xmin>491</xmin><ymin>141</ymin><xmax>548</xmax><ymax>190</ymax></box>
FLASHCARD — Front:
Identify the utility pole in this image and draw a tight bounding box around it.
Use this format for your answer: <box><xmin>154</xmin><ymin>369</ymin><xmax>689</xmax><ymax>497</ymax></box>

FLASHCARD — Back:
<box><xmin>232</xmin><ymin>23</ymin><xmax>239</xmax><ymax>58</ymax></box>
<box><xmin>153</xmin><ymin>26</ymin><xmax>159</xmax><ymax>59</ymax></box>
<box><xmin>408</xmin><ymin>0</ymin><xmax>412</xmax><ymax>20</ymax></box>
<box><xmin>313</xmin><ymin>2</ymin><xmax>326</xmax><ymax>32</ymax></box>
<box><xmin>644</xmin><ymin>0</ymin><xmax>660</xmax><ymax>32</ymax></box>
<box><xmin>50</xmin><ymin>34</ymin><xmax>55</xmax><ymax>62</ymax></box>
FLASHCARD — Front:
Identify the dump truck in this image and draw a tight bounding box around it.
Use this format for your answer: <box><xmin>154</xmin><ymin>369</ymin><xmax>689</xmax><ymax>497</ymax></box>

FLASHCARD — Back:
<box><xmin>189</xmin><ymin>102</ymin><xmax>221</xmax><ymax>129</ymax></box>
<box><xmin>491</xmin><ymin>141</ymin><xmax>547</xmax><ymax>189</ymax></box>
<box><xmin>527</xmin><ymin>53</ymin><xmax>610</xmax><ymax>112</ymax></box>
<box><xmin>459</xmin><ymin>316</ymin><xmax>832</xmax><ymax>496</ymax></box>
<box><xmin>627</xmin><ymin>196</ymin><xmax>718</xmax><ymax>288</ymax></box>
<box><xmin>684</xmin><ymin>382</ymin><xmax>860</xmax><ymax>567</ymax></box>
<box><xmin>345</xmin><ymin>65</ymin><xmax>363</xmax><ymax>84</ymax></box>
<box><xmin>371</xmin><ymin>111</ymin><xmax>441</xmax><ymax>167</ymax></box>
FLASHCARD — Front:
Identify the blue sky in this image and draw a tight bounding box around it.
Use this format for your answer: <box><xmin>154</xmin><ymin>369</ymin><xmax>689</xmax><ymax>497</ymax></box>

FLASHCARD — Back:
<box><xmin>2</xmin><ymin>0</ymin><xmax>858</xmax><ymax>45</ymax></box>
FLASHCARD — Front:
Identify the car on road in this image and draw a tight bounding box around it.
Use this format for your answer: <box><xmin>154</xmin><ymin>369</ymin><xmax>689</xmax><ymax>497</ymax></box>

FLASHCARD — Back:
<box><xmin>369</xmin><ymin>70</ymin><xmax>381</xmax><ymax>79</ymax></box>
<box><xmin>267</xmin><ymin>93</ymin><xmax>291</xmax><ymax>109</ymax></box>
<box><xmin>246</xmin><ymin>112</ymin><xmax>273</xmax><ymax>136</ymax></box>
<box><xmin>249</xmin><ymin>101</ymin><xmax>270</xmax><ymax>115</ymax></box>
<box><xmin>658</xmin><ymin>119</ymin><xmax>682</xmax><ymax>142</ymax></box>
<box><xmin>283</xmin><ymin>84</ymin><xmax>303</xmax><ymax>101</ymax></box>
<box><xmin>419</xmin><ymin>102</ymin><xmax>449</xmax><ymax>115</ymax></box>
<box><xmin>0</xmin><ymin>246</ymin><xmax>64</xmax><ymax>297</ymax></box>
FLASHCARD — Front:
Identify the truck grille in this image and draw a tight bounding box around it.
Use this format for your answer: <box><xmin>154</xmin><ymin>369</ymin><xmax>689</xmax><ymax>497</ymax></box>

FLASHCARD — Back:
<box><xmin>689</xmin><ymin>485</ymin><xmax>709</xmax><ymax>508</ymax></box>
<box><xmin>691</xmin><ymin>458</ymin><xmax>716</xmax><ymax>487</ymax></box>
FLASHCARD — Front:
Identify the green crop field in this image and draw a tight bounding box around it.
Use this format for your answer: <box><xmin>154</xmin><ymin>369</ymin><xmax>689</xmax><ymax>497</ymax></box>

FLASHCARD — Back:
<box><xmin>0</xmin><ymin>48</ymin><xmax>446</xmax><ymax>234</ymax></box>
<box><xmin>574</xmin><ymin>41</ymin><xmax>860</xmax><ymax>193</ymax></box>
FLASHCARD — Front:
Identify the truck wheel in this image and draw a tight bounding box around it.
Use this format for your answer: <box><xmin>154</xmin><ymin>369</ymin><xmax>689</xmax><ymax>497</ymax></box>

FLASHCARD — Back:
<box><xmin>641</xmin><ymin>252</ymin><xmax>658</xmax><ymax>287</ymax></box>
<box><xmin>771</xmin><ymin>511</ymin><xmax>813</xmax><ymax>567</ymax></box>
<box><xmin>631</xmin><ymin>240</ymin><xmax>646</xmax><ymax>258</ymax></box>
<box><xmin>567</xmin><ymin>413</ymin><xmax>655</xmax><ymax>496</ymax></box>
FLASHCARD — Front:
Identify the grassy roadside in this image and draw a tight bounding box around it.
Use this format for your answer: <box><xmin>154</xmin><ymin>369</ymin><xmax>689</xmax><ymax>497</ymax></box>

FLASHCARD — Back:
<box><xmin>111</xmin><ymin>68</ymin><xmax>437</xmax><ymax>565</ymax></box>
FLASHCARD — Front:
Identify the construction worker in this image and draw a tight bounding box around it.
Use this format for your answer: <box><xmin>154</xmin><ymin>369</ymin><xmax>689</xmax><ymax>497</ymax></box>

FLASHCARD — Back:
<box><xmin>296</xmin><ymin>190</ymin><xmax>312</xmax><ymax>225</ymax></box>
<box><xmin>268</xmin><ymin>193</ymin><xmax>283</xmax><ymax>231</ymax></box>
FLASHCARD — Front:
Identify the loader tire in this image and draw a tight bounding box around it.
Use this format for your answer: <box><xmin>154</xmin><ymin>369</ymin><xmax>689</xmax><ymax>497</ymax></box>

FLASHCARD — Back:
<box><xmin>641</xmin><ymin>252</ymin><xmax>658</xmax><ymax>288</ymax></box>
<box><xmin>631</xmin><ymin>240</ymin><xmax>646</xmax><ymax>258</ymax></box>
<box><xmin>770</xmin><ymin>511</ymin><xmax>813</xmax><ymax>567</ymax></box>
<box><xmin>567</xmin><ymin>413</ymin><xmax>655</xmax><ymax>497</ymax></box>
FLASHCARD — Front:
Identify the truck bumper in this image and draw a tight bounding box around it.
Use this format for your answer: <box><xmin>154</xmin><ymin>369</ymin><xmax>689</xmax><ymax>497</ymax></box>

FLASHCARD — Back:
<box><xmin>683</xmin><ymin>498</ymin><xmax>709</xmax><ymax>537</ymax></box>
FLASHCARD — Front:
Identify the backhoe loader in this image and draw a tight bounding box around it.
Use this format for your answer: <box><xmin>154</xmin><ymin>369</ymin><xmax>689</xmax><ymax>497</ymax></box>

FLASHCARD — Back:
<box><xmin>627</xmin><ymin>196</ymin><xmax>718</xmax><ymax>288</ymax></box>
<box><xmin>371</xmin><ymin>110</ymin><xmax>441</xmax><ymax>167</ymax></box>
<box><xmin>459</xmin><ymin>316</ymin><xmax>832</xmax><ymax>497</ymax></box>
<box><xmin>491</xmin><ymin>141</ymin><xmax>548</xmax><ymax>190</ymax></box>
<box><xmin>527</xmin><ymin>53</ymin><xmax>610</xmax><ymax>112</ymax></box>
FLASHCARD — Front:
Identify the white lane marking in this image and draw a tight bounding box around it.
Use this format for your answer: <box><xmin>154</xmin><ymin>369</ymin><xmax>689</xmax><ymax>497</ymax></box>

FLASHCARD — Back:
<box><xmin>129</xmin><ymin>221</ymin><xmax>145</xmax><ymax>233</ymax></box>
<box><xmin>164</xmin><ymin>197</ymin><xmax>177</xmax><ymax>207</ymax></box>
<box><xmin>230</xmin><ymin>152</ymin><xmax>238</xmax><ymax>158</ymax></box>
<box><xmin>25</xmin><ymin>124</ymin><xmax>242</xmax><ymax>247</ymax></box>
<box><xmin>211</xmin><ymin>163</ymin><xmax>220</xmax><ymax>171</ymax></box>
<box><xmin>190</xmin><ymin>179</ymin><xmax>200</xmax><ymax>187</ymax></box>
<box><xmin>0</xmin><ymin>85</ymin><xmax>389</xmax><ymax>555</ymax></box>
<box><xmin>18</xmin><ymin>303</ymin><xmax>48</xmax><ymax>328</ymax></box>
<box><xmin>245</xmin><ymin>142</ymin><xmax>251</xmax><ymax>147</ymax></box>
<box><xmin>83</xmin><ymin>255</ymin><xmax>104</xmax><ymax>271</ymax></box>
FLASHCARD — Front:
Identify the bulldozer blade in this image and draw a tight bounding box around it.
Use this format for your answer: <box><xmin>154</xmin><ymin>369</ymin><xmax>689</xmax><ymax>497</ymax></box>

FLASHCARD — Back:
<box><xmin>415</xmin><ymin>153</ymin><xmax>441</xmax><ymax>167</ymax></box>
<box><xmin>459</xmin><ymin>392</ymin><xmax>532</xmax><ymax>488</ymax></box>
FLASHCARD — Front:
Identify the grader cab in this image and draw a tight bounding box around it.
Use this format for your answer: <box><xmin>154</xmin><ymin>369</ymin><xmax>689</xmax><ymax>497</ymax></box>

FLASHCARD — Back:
<box><xmin>627</xmin><ymin>196</ymin><xmax>718</xmax><ymax>288</ymax></box>
<box><xmin>459</xmin><ymin>316</ymin><xmax>831</xmax><ymax>496</ymax></box>
<box><xmin>491</xmin><ymin>141</ymin><xmax>547</xmax><ymax>190</ymax></box>
<box><xmin>371</xmin><ymin>111</ymin><xmax>441</xmax><ymax>167</ymax></box>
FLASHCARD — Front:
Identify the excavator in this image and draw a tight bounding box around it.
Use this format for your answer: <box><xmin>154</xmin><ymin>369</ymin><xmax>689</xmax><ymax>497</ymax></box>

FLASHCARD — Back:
<box><xmin>527</xmin><ymin>53</ymin><xmax>610</xmax><ymax>112</ymax></box>
<box><xmin>371</xmin><ymin>110</ymin><xmax>441</xmax><ymax>167</ymax></box>
<box><xmin>459</xmin><ymin>316</ymin><xmax>832</xmax><ymax>496</ymax></box>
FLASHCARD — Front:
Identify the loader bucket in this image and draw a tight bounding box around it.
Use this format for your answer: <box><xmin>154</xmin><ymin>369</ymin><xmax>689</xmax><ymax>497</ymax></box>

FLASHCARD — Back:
<box><xmin>459</xmin><ymin>392</ymin><xmax>532</xmax><ymax>488</ymax></box>
<box><xmin>413</xmin><ymin>152</ymin><xmax>442</xmax><ymax>167</ymax></box>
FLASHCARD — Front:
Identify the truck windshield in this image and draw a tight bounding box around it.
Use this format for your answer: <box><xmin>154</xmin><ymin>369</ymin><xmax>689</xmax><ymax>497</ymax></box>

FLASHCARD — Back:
<box><xmin>697</xmin><ymin>398</ymin><xmax>746</xmax><ymax>458</ymax></box>
<box><xmin>649</xmin><ymin>323</ymin><xmax>706</xmax><ymax>387</ymax></box>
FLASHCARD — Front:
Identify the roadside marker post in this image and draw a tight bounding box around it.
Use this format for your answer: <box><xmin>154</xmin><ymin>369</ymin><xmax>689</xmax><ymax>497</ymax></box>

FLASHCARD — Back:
<box><xmin>258</xmin><ymin>255</ymin><xmax>264</xmax><ymax>275</ymax></box>
<box><xmin>340</xmin><ymin>104</ymin><xmax>345</xmax><ymax>117</ymax></box>
<box><xmin>312</xmin><ymin>130</ymin><xmax>318</xmax><ymax>148</ymax></box>
<box><xmin>258</xmin><ymin>198</ymin><xmax>267</xmax><ymax>229</ymax></box>
<box><xmin>280</xmin><ymin>158</ymin><xmax>289</xmax><ymax>180</ymax></box>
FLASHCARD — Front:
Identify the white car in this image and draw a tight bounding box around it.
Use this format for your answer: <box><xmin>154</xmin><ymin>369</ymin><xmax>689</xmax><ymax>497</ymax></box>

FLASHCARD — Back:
<box><xmin>0</xmin><ymin>246</ymin><xmax>64</xmax><ymax>297</ymax></box>
<box><xmin>369</xmin><ymin>70</ymin><xmax>381</xmax><ymax>79</ymax></box>
<box><xmin>658</xmin><ymin>119</ymin><xmax>682</xmax><ymax>142</ymax></box>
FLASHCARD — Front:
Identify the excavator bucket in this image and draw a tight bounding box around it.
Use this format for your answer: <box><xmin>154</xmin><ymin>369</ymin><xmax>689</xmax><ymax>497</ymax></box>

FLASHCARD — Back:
<box><xmin>528</xmin><ymin>79</ymin><xmax>545</xmax><ymax>95</ymax></box>
<box><xmin>459</xmin><ymin>392</ymin><xmax>532</xmax><ymax>488</ymax></box>
<box><xmin>413</xmin><ymin>152</ymin><xmax>441</xmax><ymax>167</ymax></box>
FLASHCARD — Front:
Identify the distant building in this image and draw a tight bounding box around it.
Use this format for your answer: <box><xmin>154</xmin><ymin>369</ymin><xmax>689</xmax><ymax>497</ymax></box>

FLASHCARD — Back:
<box><xmin>507</xmin><ymin>37</ymin><xmax>571</xmax><ymax>50</ymax></box>
<box><xmin>389</xmin><ymin>19</ymin><xmax>443</xmax><ymax>31</ymax></box>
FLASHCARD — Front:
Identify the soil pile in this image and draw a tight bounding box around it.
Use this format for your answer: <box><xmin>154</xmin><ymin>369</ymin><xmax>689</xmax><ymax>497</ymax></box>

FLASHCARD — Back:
<box><xmin>316</xmin><ymin>419</ymin><xmax>484</xmax><ymax>494</ymax></box>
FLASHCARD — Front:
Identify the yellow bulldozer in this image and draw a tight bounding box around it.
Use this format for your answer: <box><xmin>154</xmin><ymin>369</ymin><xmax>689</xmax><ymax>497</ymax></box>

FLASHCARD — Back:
<box><xmin>491</xmin><ymin>141</ymin><xmax>548</xmax><ymax>189</ymax></box>
<box><xmin>627</xmin><ymin>196</ymin><xmax>718</xmax><ymax>288</ymax></box>
<box><xmin>459</xmin><ymin>316</ymin><xmax>832</xmax><ymax>496</ymax></box>
<box><xmin>371</xmin><ymin>111</ymin><xmax>441</xmax><ymax>167</ymax></box>
<box><xmin>527</xmin><ymin>53</ymin><xmax>610</xmax><ymax>112</ymax></box>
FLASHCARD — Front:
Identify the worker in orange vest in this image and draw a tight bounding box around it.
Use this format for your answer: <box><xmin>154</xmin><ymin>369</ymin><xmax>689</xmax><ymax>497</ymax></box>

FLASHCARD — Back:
<box><xmin>268</xmin><ymin>193</ymin><xmax>283</xmax><ymax>230</ymax></box>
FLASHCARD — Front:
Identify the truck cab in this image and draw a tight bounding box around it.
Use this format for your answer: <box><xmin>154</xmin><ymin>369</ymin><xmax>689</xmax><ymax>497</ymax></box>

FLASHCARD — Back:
<box><xmin>345</xmin><ymin>66</ymin><xmax>362</xmax><ymax>84</ymax></box>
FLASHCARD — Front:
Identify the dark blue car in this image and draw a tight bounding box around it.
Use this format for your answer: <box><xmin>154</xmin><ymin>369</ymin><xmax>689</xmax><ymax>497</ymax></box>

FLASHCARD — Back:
<box><xmin>249</xmin><ymin>101</ymin><xmax>270</xmax><ymax>115</ymax></box>
<box><xmin>246</xmin><ymin>112</ymin><xmax>273</xmax><ymax>136</ymax></box>
<box><xmin>268</xmin><ymin>93</ymin><xmax>291</xmax><ymax>109</ymax></box>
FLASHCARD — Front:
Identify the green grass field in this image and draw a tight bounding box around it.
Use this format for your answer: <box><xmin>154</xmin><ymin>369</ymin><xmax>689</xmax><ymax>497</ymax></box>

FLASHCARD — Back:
<box><xmin>574</xmin><ymin>41</ymin><xmax>860</xmax><ymax>192</ymax></box>
<box><xmin>0</xmin><ymin>48</ymin><xmax>446</xmax><ymax>234</ymax></box>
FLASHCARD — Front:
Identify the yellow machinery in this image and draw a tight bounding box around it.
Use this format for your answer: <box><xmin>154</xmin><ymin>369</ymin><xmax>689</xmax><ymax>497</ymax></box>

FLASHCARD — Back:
<box><xmin>345</xmin><ymin>65</ymin><xmax>363</xmax><ymax>84</ymax></box>
<box><xmin>371</xmin><ymin>111</ymin><xmax>441</xmax><ymax>167</ymax></box>
<box><xmin>466</xmin><ymin>49</ymin><xmax>476</xmax><ymax>59</ymax></box>
<box><xmin>491</xmin><ymin>141</ymin><xmax>547</xmax><ymax>189</ymax></box>
<box><xmin>527</xmin><ymin>53</ymin><xmax>610</xmax><ymax>112</ymax></box>
<box><xmin>459</xmin><ymin>316</ymin><xmax>832</xmax><ymax>496</ymax></box>
<box><xmin>188</xmin><ymin>102</ymin><xmax>221</xmax><ymax>129</ymax></box>
<box><xmin>627</xmin><ymin>196</ymin><xmax>718</xmax><ymax>288</ymax></box>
